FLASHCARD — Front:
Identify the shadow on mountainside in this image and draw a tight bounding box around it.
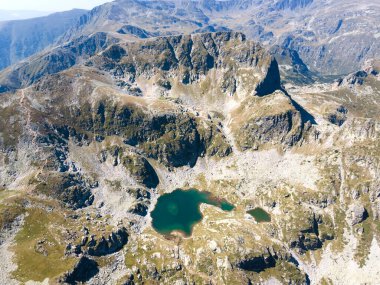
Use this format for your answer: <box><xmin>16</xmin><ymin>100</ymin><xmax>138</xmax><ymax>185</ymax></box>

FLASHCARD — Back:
<box><xmin>281</xmin><ymin>87</ymin><xmax>317</xmax><ymax>125</ymax></box>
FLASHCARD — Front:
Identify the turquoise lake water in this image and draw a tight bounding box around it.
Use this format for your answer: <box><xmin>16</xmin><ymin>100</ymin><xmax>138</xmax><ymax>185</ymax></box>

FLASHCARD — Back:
<box><xmin>151</xmin><ymin>189</ymin><xmax>235</xmax><ymax>236</ymax></box>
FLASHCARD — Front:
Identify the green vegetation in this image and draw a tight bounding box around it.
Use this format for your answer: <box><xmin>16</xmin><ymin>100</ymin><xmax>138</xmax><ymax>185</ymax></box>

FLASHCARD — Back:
<box><xmin>0</xmin><ymin>197</ymin><xmax>26</xmax><ymax>231</ymax></box>
<box><xmin>12</xmin><ymin>208</ymin><xmax>76</xmax><ymax>282</ymax></box>
<box><xmin>247</xmin><ymin>208</ymin><xmax>271</xmax><ymax>223</ymax></box>
<box><xmin>354</xmin><ymin>218</ymin><xmax>373</xmax><ymax>267</ymax></box>
<box><xmin>0</xmin><ymin>103</ymin><xmax>22</xmax><ymax>149</ymax></box>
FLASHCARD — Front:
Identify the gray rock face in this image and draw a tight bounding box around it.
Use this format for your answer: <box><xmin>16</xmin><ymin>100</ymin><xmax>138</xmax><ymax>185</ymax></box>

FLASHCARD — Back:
<box><xmin>239</xmin><ymin>109</ymin><xmax>303</xmax><ymax>149</ymax></box>
<box><xmin>232</xmin><ymin>91</ymin><xmax>306</xmax><ymax>150</ymax></box>
<box><xmin>59</xmin><ymin>256</ymin><xmax>99</xmax><ymax>284</ymax></box>
<box><xmin>87</xmin><ymin>227</ymin><xmax>129</xmax><ymax>256</ymax></box>
<box><xmin>34</xmin><ymin>172</ymin><xmax>95</xmax><ymax>210</ymax></box>
<box><xmin>341</xmin><ymin>118</ymin><xmax>380</xmax><ymax>141</ymax></box>
<box><xmin>326</xmin><ymin>106</ymin><xmax>348</xmax><ymax>127</ymax></box>
<box><xmin>255</xmin><ymin>58</ymin><xmax>282</xmax><ymax>96</ymax></box>
<box><xmin>94</xmin><ymin>32</ymin><xmax>253</xmax><ymax>81</ymax></box>
<box><xmin>90</xmin><ymin>32</ymin><xmax>281</xmax><ymax>96</ymax></box>
<box><xmin>337</xmin><ymin>67</ymin><xmax>379</xmax><ymax>87</ymax></box>
<box><xmin>348</xmin><ymin>203</ymin><xmax>369</xmax><ymax>226</ymax></box>
<box><xmin>65</xmin><ymin>227</ymin><xmax>129</xmax><ymax>257</ymax></box>
<box><xmin>274</xmin><ymin>0</ymin><xmax>313</xmax><ymax>10</ymax></box>
<box><xmin>100</xmin><ymin>147</ymin><xmax>159</xmax><ymax>188</ymax></box>
<box><xmin>117</xmin><ymin>24</ymin><xmax>155</xmax><ymax>38</ymax></box>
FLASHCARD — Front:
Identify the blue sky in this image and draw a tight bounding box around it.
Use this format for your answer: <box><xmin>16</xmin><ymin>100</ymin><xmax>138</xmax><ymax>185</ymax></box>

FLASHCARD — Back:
<box><xmin>0</xmin><ymin>0</ymin><xmax>112</xmax><ymax>11</ymax></box>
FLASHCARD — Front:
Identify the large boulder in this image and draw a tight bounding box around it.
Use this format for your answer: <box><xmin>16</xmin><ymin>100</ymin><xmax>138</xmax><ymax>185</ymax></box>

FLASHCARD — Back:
<box><xmin>347</xmin><ymin>203</ymin><xmax>368</xmax><ymax>226</ymax></box>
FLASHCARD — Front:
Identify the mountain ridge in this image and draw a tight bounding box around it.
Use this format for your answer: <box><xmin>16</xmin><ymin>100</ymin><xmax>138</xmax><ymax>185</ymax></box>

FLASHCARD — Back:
<box><xmin>1</xmin><ymin>0</ymin><xmax>378</xmax><ymax>78</ymax></box>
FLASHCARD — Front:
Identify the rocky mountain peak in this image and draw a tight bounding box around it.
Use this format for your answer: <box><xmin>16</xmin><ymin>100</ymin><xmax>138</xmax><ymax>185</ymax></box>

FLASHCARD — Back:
<box><xmin>87</xmin><ymin>31</ymin><xmax>282</xmax><ymax>102</ymax></box>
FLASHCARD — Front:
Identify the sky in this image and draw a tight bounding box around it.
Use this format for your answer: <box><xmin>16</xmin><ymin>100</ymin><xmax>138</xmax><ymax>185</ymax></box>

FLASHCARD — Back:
<box><xmin>0</xmin><ymin>0</ymin><xmax>112</xmax><ymax>12</ymax></box>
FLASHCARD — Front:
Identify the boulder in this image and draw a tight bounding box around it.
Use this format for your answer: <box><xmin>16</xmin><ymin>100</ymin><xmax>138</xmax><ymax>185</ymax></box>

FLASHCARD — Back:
<box><xmin>348</xmin><ymin>203</ymin><xmax>368</xmax><ymax>226</ymax></box>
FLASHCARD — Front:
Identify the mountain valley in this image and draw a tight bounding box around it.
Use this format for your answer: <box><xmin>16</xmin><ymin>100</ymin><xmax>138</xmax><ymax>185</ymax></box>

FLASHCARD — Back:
<box><xmin>0</xmin><ymin>1</ymin><xmax>379</xmax><ymax>285</ymax></box>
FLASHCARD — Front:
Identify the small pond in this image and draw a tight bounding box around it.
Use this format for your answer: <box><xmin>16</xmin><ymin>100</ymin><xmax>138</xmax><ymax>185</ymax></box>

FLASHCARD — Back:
<box><xmin>151</xmin><ymin>189</ymin><xmax>235</xmax><ymax>237</ymax></box>
<box><xmin>247</xmin><ymin>207</ymin><xmax>271</xmax><ymax>223</ymax></box>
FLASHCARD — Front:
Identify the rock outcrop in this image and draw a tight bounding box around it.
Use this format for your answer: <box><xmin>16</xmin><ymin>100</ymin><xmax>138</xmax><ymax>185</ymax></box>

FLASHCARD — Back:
<box><xmin>347</xmin><ymin>203</ymin><xmax>368</xmax><ymax>226</ymax></box>
<box><xmin>34</xmin><ymin>172</ymin><xmax>94</xmax><ymax>209</ymax></box>
<box><xmin>59</xmin><ymin>256</ymin><xmax>99</xmax><ymax>284</ymax></box>
<box><xmin>337</xmin><ymin>65</ymin><xmax>379</xmax><ymax>87</ymax></box>
<box><xmin>231</xmin><ymin>92</ymin><xmax>304</xmax><ymax>150</ymax></box>
<box><xmin>66</xmin><ymin>227</ymin><xmax>129</xmax><ymax>257</ymax></box>
<box><xmin>99</xmin><ymin>146</ymin><xmax>159</xmax><ymax>188</ymax></box>
<box><xmin>90</xmin><ymin>31</ymin><xmax>281</xmax><ymax>98</ymax></box>
<box><xmin>87</xmin><ymin>227</ymin><xmax>129</xmax><ymax>256</ymax></box>
<box><xmin>236</xmin><ymin>254</ymin><xmax>276</xmax><ymax>273</ymax></box>
<box><xmin>325</xmin><ymin>106</ymin><xmax>348</xmax><ymax>126</ymax></box>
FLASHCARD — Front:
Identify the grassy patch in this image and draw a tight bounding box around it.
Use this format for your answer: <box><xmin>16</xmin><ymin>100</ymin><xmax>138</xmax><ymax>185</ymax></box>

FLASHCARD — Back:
<box><xmin>354</xmin><ymin>218</ymin><xmax>374</xmax><ymax>267</ymax></box>
<box><xmin>0</xmin><ymin>196</ymin><xmax>26</xmax><ymax>231</ymax></box>
<box><xmin>0</xmin><ymin>103</ymin><xmax>22</xmax><ymax>149</ymax></box>
<box><xmin>12</xmin><ymin>208</ymin><xmax>76</xmax><ymax>282</ymax></box>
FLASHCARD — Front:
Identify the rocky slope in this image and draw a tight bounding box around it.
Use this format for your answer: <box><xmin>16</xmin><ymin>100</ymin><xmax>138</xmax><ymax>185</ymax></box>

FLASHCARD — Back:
<box><xmin>0</xmin><ymin>11</ymin><xmax>379</xmax><ymax>285</ymax></box>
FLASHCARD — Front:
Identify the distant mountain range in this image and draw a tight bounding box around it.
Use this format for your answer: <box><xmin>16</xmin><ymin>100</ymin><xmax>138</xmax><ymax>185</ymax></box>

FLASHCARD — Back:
<box><xmin>0</xmin><ymin>9</ymin><xmax>87</xmax><ymax>70</ymax></box>
<box><xmin>0</xmin><ymin>0</ymin><xmax>379</xmax><ymax>78</ymax></box>
<box><xmin>63</xmin><ymin>0</ymin><xmax>378</xmax><ymax>76</ymax></box>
